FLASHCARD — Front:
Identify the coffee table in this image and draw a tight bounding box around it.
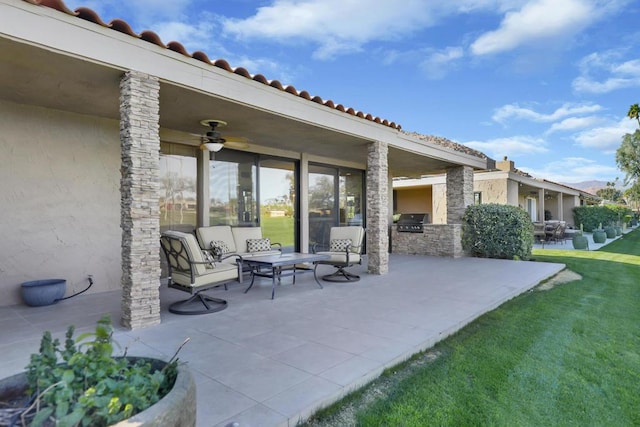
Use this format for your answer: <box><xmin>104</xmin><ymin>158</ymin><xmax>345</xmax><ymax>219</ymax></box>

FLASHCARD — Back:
<box><xmin>242</xmin><ymin>253</ymin><xmax>330</xmax><ymax>299</ymax></box>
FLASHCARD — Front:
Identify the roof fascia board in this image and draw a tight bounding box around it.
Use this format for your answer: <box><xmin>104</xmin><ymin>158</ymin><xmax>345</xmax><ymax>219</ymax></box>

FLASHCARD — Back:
<box><xmin>1</xmin><ymin>2</ymin><xmax>396</xmax><ymax>140</ymax></box>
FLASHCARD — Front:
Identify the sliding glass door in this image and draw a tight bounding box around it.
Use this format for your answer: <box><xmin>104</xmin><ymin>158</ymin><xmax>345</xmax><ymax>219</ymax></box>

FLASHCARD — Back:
<box><xmin>209</xmin><ymin>150</ymin><xmax>299</xmax><ymax>251</ymax></box>
<box><xmin>308</xmin><ymin>164</ymin><xmax>365</xmax><ymax>251</ymax></box>
<box><xmin>259</xmin><ymin>158</ymin><xmax>298</xmax><ymax>253</ymax></box>
<box><xmin>209</xmin><ymin>151</ymin><xmax>257</xmax><ymax>227</ymax></box>
<box><xmin>159</xmin><ymin>146</ymin><xmax>197</xmax><ymax>233</ymax></box>
<box><xmin>308</xmin><ymin>165</ymin><xmax>337</xmax><ymax>250</ymax></box>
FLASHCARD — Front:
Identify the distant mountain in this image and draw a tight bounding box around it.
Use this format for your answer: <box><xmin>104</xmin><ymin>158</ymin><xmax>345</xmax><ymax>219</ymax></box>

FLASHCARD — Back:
<box><xmin>561</xmin><ymin>180</ymin><xmax>608</xmax><ymax>195</ymax></box>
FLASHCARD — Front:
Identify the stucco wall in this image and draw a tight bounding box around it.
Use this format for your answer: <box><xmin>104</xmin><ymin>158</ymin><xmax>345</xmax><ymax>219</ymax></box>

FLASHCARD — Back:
<box><xmin>395</xmin><ymin>188</ymin><xmax>432</xmax><ymax>218</ymax></box>
<box><xmin>432</xmin><ymin>183</ymin><xmax>447</xmax><ymax>224</ymax></box>
<box><xmin>0</xmin><ymin>100</ymin><xmax>121</xmax><ymax>306</ymax></box>
<box><xmin>474</xmin><ymin>178</ymin><xmax>508</xmax><ymax>204</ymax></box>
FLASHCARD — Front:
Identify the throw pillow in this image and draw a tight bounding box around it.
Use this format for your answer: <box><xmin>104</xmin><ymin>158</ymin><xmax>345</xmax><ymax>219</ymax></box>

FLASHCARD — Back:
<box><xmin>201</xmin><ymin>250</ymin><xmax>217</xmax><ymax>269</ymax></box>
<box><xmin>209</xmin><ymin>240</ymin><xmax>230</xmax><ymax>257</ymax></box>
<box><xmin>247</xmin><ymin>238</ymin><xmax>271</xmax><ymax>253</ymax></box>
<box><xmin>330</xmin><ymin>238</ymin><xmax>352</xmax><ymax>252</ymax></box>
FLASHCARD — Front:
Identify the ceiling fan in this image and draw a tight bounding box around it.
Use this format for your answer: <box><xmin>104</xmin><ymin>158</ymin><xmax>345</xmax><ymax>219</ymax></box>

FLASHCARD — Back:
<box><xmin>197</xmin><ymin>119</ymin><xmax>249</xmax><ymax>152</ymax></box>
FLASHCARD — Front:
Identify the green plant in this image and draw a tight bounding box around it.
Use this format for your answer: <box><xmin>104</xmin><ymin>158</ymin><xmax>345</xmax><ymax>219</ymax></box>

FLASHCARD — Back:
<box><xmin>24</xmin><ymin>315</ymin><xmax>182</xmax><ymax>427</ymax></box>
<box><xmin>462</xmin><ymin>204</ymin><xmax>533</xmax><ymax>260</ymax></box>
<box><xmin>572</xmin><ymin>205</ymin><xmax>629</xmax><ymax>232</ymax></box>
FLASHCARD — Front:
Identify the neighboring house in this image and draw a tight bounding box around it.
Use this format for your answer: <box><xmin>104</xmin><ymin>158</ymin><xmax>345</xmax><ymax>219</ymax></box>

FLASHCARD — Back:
<box><xmin>394</xmin><ymin>156</ymin><xmax>599</xmax><ymax>227</ymax></box>
<box><xmin>0</xmin><ymin>1</ymin><xmax>491</xmax><ymax>328</ymax></box>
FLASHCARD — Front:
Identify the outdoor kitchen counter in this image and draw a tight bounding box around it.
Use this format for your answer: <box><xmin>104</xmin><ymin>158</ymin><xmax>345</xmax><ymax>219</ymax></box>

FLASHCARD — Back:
<box><xmin>391</xmin><ymin>224</ymin><xmax>466</xmax><ymax>258</ymax></box>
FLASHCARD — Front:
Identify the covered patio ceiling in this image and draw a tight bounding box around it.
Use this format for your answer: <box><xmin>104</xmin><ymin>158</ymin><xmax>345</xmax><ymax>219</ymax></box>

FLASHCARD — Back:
<box><xmin>1</xmin><ymin>30</ymin><xmax>484</xmax><ymax>177</ymax></box>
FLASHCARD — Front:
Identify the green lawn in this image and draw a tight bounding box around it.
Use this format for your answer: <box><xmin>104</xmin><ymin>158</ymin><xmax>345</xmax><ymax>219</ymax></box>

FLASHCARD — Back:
<box><xmin>260</xmin><ymin>216</ymin><xmax>295</xmax><ymax>247</ymax></box>
<box><xmin>304</xmin><ymin>229</ymin><xmax>640</xmax><ymax>426</ymax></box>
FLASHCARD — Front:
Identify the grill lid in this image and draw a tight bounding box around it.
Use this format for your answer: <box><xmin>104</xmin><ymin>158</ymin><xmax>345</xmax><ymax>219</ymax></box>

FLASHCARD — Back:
<box><xmin>397</xmin><ymin>213</ymin><xmax>428</xmax><ymax>224</ymax></box>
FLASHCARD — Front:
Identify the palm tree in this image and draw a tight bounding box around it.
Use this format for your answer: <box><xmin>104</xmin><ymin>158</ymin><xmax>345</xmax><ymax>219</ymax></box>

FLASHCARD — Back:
<box><xmin>628</xmin><ymin>103</ymin><xmax>640</xmax><ymax>127</ymax></box>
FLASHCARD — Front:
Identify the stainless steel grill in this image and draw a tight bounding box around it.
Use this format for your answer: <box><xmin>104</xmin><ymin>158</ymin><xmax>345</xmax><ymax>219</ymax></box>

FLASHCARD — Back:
<box><xmin>396</xmin><ymin>213</ymin><xmax>429</xmax><ymax>233</ymax></box>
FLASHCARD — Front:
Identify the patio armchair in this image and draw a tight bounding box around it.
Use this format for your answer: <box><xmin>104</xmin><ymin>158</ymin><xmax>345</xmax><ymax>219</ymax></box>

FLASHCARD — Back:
<box><xmin>160</xmin><ymin>230</ymin><xmax>242</xmax><ymax>315</ymax></box>
<box><xmin>312</xmin><ymin>226</ymin><xmax>364</xmax><ymax>282</ymax></box>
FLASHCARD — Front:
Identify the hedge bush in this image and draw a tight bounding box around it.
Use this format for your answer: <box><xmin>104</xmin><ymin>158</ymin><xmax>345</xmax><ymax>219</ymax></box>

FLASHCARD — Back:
<box><xmin>572</xmin><ymin>205</ymin><xmax>632</xmax><ymax>231</ymax></box>
<box><xmin>462</xmin><ymin>204</ymin><xmax>533</xmax><ymax>260</ymax></box>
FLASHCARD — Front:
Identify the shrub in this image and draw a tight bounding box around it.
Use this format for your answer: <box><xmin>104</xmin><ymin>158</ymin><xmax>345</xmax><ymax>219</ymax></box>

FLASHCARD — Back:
<box><xmin>462</xmin><ymin>204</ymin><xmax>533</xmax><ymax>260</ymax></box>
<box><xmin>573</xmin><ymin>205</ymin><xmax>631</xmax><ymax>231</ymax></box>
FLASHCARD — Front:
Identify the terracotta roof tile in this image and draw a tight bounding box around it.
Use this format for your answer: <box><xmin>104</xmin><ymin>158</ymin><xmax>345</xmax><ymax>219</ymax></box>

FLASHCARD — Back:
<box><xmin>23</xmin><ymin>0</ymin><xmax>401</xmax><ymax>130</ymax></box>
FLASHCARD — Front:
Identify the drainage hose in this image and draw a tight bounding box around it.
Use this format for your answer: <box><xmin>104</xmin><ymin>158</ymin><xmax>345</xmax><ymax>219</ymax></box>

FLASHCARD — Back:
<box><xmin>55</xmin><ymin>275</ymin><xmax>94</xmax><ymax>301</ymax></box>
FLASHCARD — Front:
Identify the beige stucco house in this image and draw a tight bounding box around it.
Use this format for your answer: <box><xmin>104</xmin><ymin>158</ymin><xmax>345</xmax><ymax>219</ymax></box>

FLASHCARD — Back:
<box><xmin>395</xmin><ymin>156</ymin><xmax>599</xmax><ymax>227</ymax></box>
<box><xmin>0</xmin><ymin>0</ymin><xmax>493</xmax><ymax>328</ymax></box>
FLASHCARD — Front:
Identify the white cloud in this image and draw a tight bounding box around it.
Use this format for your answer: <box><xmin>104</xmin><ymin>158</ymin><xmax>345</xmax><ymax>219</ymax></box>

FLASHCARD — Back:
<box><xmin>419</xmin><ymin>47</ymin><xmax>465</xmax><ymax>79</ymax></box>
<box><xmin>470</xmin><ymin>0</ymin><xmax>594</xmax><ymax>56</ymax></box>
<box><xmin>463</xmin><ymin>136</ymin><xmax>549</xmax><ymax>158</ymax></box>
<box><xmin>572</xmin><ymin>117</ymin><xmax>637</xmax><ymax>150</ymax></box>
<box><xmin>573</xmin><ymin>51</ymin><xmax>640</xmax><ymax>93</ymax></box>
<box><xmin>522</xmin><ymin>157</ymin><xmax>620</xmax><ymax>182</ymax></box>
<box><xmin>151</xmin><ymin>18</ymin><xmax>218</xmax><ymax>51</ymax></box>
<box><xmin>546</xmin><ymin>116</ymin><xmax>604</xmax><ymax>134</ymax></box>
<box><xmin>222</xmin><ymin>0</ymin><xmax>436</xmax><ymax>59</ymax></box>
<box><xmin>492</xmin><ymin>103</ymin><xmax>602</xmax><ymax>124</ymax></box>
<box><xmin>221</xmin><ymin>0</ymin><xmax>618</xmax><ymax>59</ymax></box>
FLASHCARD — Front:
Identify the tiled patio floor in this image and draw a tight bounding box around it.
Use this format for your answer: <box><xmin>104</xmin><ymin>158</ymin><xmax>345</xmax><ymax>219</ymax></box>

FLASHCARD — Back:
<box><xmin>1</xmin><ymin>254</ymin><xmax>565</xmax><ymax>427</ymax></box>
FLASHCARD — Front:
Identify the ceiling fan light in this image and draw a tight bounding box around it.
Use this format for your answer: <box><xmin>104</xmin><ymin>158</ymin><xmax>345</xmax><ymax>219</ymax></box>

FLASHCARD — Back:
<box><xmin>203</xmin><ymin>142</ymin><xmax>225</xmax><ymax>152</ymax></box>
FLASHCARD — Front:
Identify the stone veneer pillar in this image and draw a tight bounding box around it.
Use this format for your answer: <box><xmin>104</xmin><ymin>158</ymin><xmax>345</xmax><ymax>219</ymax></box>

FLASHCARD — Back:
<box><xmin>119</xmin><ymin>71</ymin><xmax>161</xmax><ymax>329</ymax></box>
<box><xmin>446</xmin><ymin>165</ymin><xmax>474</xmax><ymax>224</ymax></box>
<box><xmin>366</xmin><ymin>141</ymin><xmax>389</xmax><ymax>274</ymax></box>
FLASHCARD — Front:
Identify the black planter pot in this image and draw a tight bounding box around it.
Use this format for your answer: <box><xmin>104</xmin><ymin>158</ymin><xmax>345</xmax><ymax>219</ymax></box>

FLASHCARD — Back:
<box><xmin>0</xmin><ymin>358</ymin><xmax>196</xmax><ymax>427</ymax></box>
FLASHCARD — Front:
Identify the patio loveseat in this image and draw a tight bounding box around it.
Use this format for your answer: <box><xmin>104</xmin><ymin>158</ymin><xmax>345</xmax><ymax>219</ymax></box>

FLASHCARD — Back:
<box><xmin>196</xmin><ymin>226</ymin><xmax>282</xmax><ymax>269</ymax></box>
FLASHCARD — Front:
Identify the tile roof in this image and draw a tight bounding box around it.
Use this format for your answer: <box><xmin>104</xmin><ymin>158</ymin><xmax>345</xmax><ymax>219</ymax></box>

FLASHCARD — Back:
<box><xmin>22</xmin><ymin>0</ymin><xmax>401</xmax><ymax>130</ymax></box>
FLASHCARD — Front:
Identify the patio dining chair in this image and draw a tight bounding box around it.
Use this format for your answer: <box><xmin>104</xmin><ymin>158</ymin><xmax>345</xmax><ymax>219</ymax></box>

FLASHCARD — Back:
<box><xmin>160</xmin><ymin>231</ymin><xmax>241</xmax><ymax>315</ymax></box>
<box><xmin>545</xmin><ymin>222</ymin><xmax>567</xmax><ymax>244</ymax></box>
<box><xmin>312</xmin><ymin>226</ymin><xmax>364</xmax><ymax>282</ymax></box>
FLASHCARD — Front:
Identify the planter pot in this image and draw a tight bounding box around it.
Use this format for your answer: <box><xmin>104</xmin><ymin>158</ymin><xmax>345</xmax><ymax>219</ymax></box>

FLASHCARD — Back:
<box><xmin>615</xmin><ymin>227</ymin><xmax>622</xmax><ymax>236</ymax></box>
<box><xmin>604</xmin><ymin>227</ymin><xmax>616</xmax><ymax>239</ymax></box>
<box><xmin>572</xmin><ymin>234</ymin><xmax>589</xmax><ymax>250</ymax></box>
<box><xmin>20</xmin><ymin>279</ymin><xmax>66</xmax><ymax>307</ymax></box>
<box><xmin>592</xmin><ymin>230</ymin><xmax>607</xmax><ymax>244</ymax></box>
<box><xmin>0</xmin><ymin>358</ymin><xmax>196</xmax><ymax>427</ymax></box>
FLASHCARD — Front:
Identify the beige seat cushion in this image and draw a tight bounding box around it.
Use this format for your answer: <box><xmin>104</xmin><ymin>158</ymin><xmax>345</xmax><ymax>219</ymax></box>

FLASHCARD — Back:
<box><xmin>315</xmin><ymin>252</ymin><xmax>361</xmax><ymax>264</ymax></box>
<box><xmin>231</xmin><ymin>227</ymin><xmax>263</xmax><ymax>253</ymax></box>
<box><xmin>329</xmin><ymin>226</ymin><xmax>364</xmax><ymax>253</ymax></box>
<box><xmin>171</xmin><ymin>263</ymin><xmax>238</xmax><ymax>288</ymax></box>
<box><xmin>196</xmin><ymin>226</ymin><xmax>236</xmax><ymax>253</ymax></box>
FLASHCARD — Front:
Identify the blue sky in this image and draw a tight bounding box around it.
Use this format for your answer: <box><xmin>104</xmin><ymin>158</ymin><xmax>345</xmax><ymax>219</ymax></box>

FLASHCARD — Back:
<box><xmin>66</xmin><ymin>0</ymin><xmax>640</xmax><ymax>184</ymax></box>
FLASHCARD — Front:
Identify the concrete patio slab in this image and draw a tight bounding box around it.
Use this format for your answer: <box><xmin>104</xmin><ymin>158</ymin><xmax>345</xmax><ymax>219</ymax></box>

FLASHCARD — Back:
<box><xmin>0</xmin><ymin>254</ymin><xmax>564</xmax><ymax>427</ymax></box>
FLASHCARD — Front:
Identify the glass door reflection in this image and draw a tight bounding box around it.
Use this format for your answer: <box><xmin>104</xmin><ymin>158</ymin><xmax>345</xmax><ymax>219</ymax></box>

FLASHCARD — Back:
<box><xmin>209</xmin><ymin>151</ymin><xmax>257</xmax><ymax>226</ymax></box>
<box><xmin>259</xmin><ymin>158</ymin><xmax>298</xmax><ymax>253</ymax></box>
<box><xmin>308</xmin><ymin>165</ymin><xmax>338</xmax><ymax>251</ymax></box>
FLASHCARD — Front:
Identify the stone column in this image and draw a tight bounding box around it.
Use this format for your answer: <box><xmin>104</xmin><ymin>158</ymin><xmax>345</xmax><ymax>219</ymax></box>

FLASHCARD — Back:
<box><xmin>366</xmin><ymin>141</ymin><xmax>389</xmax><ymax>274</ymax></box>
<box><xmin>446</xmin><ymin>166</ymin><xmax>474</xmax><ymax>224</ymax></box>
<box><xmin>120</xmin><ymin>71</ymin><xmax>161</xmax><ymax>330</ymax></box>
